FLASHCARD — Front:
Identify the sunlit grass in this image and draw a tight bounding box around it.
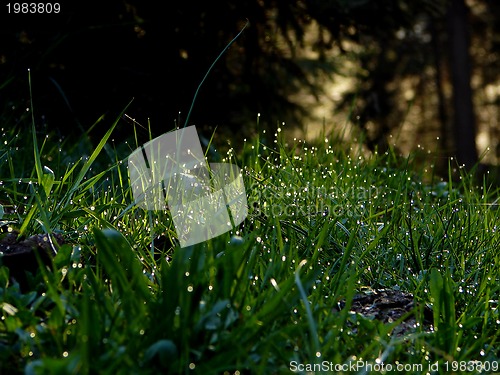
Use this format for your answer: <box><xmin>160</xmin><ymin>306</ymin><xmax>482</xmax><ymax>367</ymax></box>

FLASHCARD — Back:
<box><xmin>1</xmin><ymin>108</ymin><xmax>500</xmax><ymax>374</ymax></box>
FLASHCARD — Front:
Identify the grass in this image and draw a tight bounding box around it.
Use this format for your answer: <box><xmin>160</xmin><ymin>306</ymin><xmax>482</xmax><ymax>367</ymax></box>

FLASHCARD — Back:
<box><xmin>1</xmin><ymin>102</ymin><xmax>500</xmax><ymax>374</ymax></box>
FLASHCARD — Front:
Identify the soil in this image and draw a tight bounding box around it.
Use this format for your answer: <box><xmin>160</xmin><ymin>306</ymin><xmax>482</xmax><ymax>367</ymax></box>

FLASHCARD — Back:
<box><xmin>0</xmin><ymin>229</ymin><xmax>64</xmax><ymax>291</ymax></box>
<box><xmin>338</xmin><ymin>288</ymin><xmax>433</xmax><ymax>336</ymax></box>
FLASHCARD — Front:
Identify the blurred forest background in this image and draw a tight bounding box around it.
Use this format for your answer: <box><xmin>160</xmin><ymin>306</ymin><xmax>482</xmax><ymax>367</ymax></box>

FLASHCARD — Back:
<box><xmin>1</xmin><ymin>0</ymin><xmax>500</xmax><ymax>175</ymax></box>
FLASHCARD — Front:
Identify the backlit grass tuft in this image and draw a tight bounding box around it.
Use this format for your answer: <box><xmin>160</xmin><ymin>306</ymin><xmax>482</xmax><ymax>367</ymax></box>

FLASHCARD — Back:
<box><xmin>1</xmin><ymin>112</ymin><xmax>500</xmax><ymax>374</ymax></box>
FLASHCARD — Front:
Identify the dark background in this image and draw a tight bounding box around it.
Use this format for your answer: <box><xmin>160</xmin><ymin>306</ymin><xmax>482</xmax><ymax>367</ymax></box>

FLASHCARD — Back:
<box><xmin>1</xmin><ymin>0</ymin><xmax>500</xmax><ymax>172</ymax></box>
<box><xmin>1</xmin><ymin>1</ymin><xmax>297</xmax><ymax>144</ymax></box>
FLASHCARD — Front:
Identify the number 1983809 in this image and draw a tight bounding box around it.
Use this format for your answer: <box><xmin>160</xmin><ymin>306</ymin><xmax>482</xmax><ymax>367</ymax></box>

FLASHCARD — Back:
<box><xmin>6</xmin><ymin>3</ymin><xmax>60</xmax><ymax>14</ymax></box>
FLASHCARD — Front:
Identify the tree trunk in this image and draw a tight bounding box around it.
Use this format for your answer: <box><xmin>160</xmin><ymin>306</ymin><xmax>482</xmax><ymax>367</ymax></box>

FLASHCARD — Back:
<box><xmin>430</xmin><ymin>17</ymin><xmax>449</xmax><ymax>157</ymax></box>
<box><xmin>447</xmin><ymin>0</ymin><xmax>478</xmax><ymax>169</ymax></box>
